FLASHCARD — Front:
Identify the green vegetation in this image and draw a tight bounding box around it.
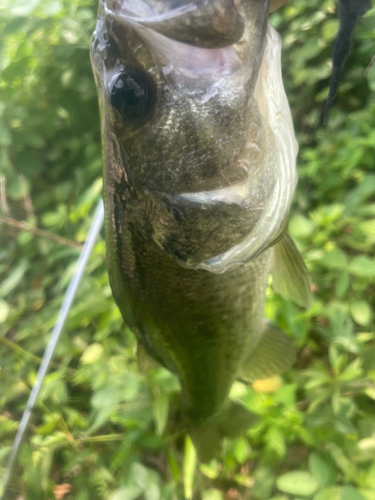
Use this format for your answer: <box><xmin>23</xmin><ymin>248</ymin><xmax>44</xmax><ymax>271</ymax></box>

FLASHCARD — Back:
<box><xmin>1</xmin><ymin>0</ymin><xmax>375</xmax><ymax>499</ymax></box>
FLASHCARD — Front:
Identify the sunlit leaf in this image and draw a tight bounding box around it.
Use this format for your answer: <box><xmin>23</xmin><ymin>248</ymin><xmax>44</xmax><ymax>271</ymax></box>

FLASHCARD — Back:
<box><xmin>0</xmin><ymin>259</ymin><xmax>28</xmax><ymax>298</ymax></box>
<box><xmin>0</xmin><ymin>299</ymin><xmax>10</xmax><ymax>323</ymax></box>
<box><xmin>348</xmin><ymin>256</ymin><xmax>375</xmax><ymax>278</ymax></box>
<box><xmin>80</xmin><ymin>343</ymin><xmax>104</xmax><ymax>364</ymax></box>
<box><xmin>10</xmin><ymin>0</ymin><xmax>39</xmax><ymax>16</ymax></box>
<box><xmin>183</xmin><ymin>436</ymin><xmax>196</xmax><ymax>500</ymax></box>
<box><xmin>108</xmin><ymin>486</ymin><xmax>142</xmax><ymax>500</ymax></box>
<box><xmin>350</xmin><ymin>301</ymin><xmax>372</xmax><ymax>326</ymax></box>
<box><xmin>276</xmin><ymin>471</ymin><xmax>319</xmax><ymax>497</ymax></box>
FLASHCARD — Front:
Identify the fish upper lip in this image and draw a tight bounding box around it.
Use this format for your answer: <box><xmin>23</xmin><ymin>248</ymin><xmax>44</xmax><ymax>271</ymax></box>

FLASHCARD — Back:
<box><xmin>104</xmin><ymin>1</ymin><xmax>198</xmax><ymax>24</ymax></box>
<box><xmin>103</xmin><ymin>0</ymin><xmax>245</xmax><ymax>49</ymax></box>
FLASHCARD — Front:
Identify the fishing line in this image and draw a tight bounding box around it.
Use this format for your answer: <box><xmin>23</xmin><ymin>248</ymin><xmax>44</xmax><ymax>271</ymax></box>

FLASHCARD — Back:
<box><xmin>1</xmin><ymin>199</ymin><xmax>105</xmax><ymax>499</ymax></box>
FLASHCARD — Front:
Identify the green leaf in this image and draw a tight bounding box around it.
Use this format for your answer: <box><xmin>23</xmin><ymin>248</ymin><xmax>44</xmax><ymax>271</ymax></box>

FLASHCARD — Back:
<box><xmin>200</xmin><ymin>460</ymin><xmax>220</xmax><ymax>480</ymax></box>
<box><xmin>368</xmin><ymin>64</ymin><xmax>375</xmax><ymax>92</ymax></box>
<box><xmin>322</xmin><ymin>19</ymin><xmax>339</xmax><ymax>41</ymax></box>
<box><xmin>183</xmin><ymin>436</ymin><xmax>196</xmax><ymax>500</ymax></box>
<box><xmin>359</xmin><ymin>219</ymin><xmax>375</xmax><ymax>237</ymax></box>
<box><xmin>41</xmin><ymin>0</ymin><xmax>63</xmax><ymax>15</ymax></box>
<box><xmin>350</xmin><ymin>302</ymin><xmax>372</xmax><ymax>326</ymax></box>
<box><xmin>321</xmin><ymin>249</ymin><xmax>348</xmax><ymax>270</ymax></box>
<box><xmin>0</xmin><ymin>123</ymin><xmax>11</xmax><ymax>146</ymax></box>
<box><xmin>91</xmin><ymin>386</ymin><xmax>120</xmax><ymax>410</ymax></box>
<box><xmin>309</xmin><ymin>452</ymin><xmax>337</xmax><ymax>488</ymax></box>
<box><xmin>167</xmin><ymin>449</ymin><xmax>180</xmax><ymax>482</ymax></box>
<box><xmin>252</xmin><ymin>466</ymin><xmax>275</xmax><ymax>500</ymax></box>
<box><xmin>233</xmin><ymin>437</ymin><xmax>250</xmax><ymax>464</ymax></box>
<box><xmin>348</xmin><ymin>256</ymin><xmax>375</xmax><ymax>278</ymax></box>
<box><xmin>265</xmin><ymin>426</ymin><xmax>286</xmax><ymax>458</ymax></box>
<box><xmin>359</xmin><ymin>490</ymin><xmax>375</xmax><ymax>500</ymax></box>
<box><xmin>130</xmin><ymin>462</ymin><xmax>152</xmax><ymax>489</ymax></box>
<box><xmin>40</xmin><ymin>449</ymin><xmax>53</xmax><ymax>491</ymax></box>
<box><xmin>364</xmin><ymin>388</ymin><xmax>375</xmax><ymax>400</ymax></box>
<box><xmin>80</xmin><ymin>343</ymin><xmax>104</xmax><ymax>364</ymax></box>
<box><xmin>289</xmin><ymin>214</ymin><xmax>315</xmax><ymax>239</ymax></box>
<box><xmin>108</xmin><ymin>486</ymin><xmax>142</xmax><ymax>500</ymax></box>
<box><xmin>313</xmin><ymin>487</ymin><xmax>342</xmax><ymax>500</ymax></box>
<box><xmin>363</xmin><ymin>462</ymin><xmax>375</xmax><ymax>489</ymax></box>
<box><xmin>0</xmin><ymin>259</ymin><xmax>28</xmax><ymax>298</ymax></box>
<box><xmin>335</xmin><ymin>271</ymin><xmax>349</xmax><ymax>298</ymax></box>
<box><xmin>0</xmin><ymin>299</ymin><xmax>10</xmax><ymax>323</ymax></box>
<box><xmin>0</xmin><ymin>446</ymin><xmax>11</xmax><ymax>463</ymax></box>
<box><xmin>202</xmin><ymin>490</ymin><xmax>223</xmax><ymax>500</ymax></box>
<box><xmin>152</xmin><ymin>391</ymin><xmax>169</xmax><ymax>436</ymax></box>
<box><xmin>10</xmin><ymin>0</ymin><xmax>39</xmax><ymax>15</ymax></box>
<box><xmin>338</xmin><ymin>358</ymin><xmax>362</xmax><ymax>382</ymax></box>
<box><xmin>342</xmin><ymin>486</ymin><xmax>366</xmax><ymax>500</ymax></box>
<box><xmin>276</xmin><ymin>471</ymin><xmax>319</xmax><ymax>497</ymax></box>
<box><xmin>326</xmin><ymin>443</ymin><xmax>358</xmax><ymax>481</ymax></box>
<box><xmin>145</xmin><ymin>483</ymin><xmax>160</xmax><ymax>500</ymax></box>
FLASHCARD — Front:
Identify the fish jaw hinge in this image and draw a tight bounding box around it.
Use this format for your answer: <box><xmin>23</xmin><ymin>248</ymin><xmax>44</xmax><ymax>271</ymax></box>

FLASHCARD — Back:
<box><xmin>323</xmin><ymin>0</ymin><xmax>372</xmax><ymax>125</ymax></box>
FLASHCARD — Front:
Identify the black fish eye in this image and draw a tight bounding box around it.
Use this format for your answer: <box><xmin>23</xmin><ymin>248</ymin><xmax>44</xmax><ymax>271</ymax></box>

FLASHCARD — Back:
<box><xmin>110</xmin><ymin>68</ymin><xmax>153</xmax><ymax>122</ymax></box>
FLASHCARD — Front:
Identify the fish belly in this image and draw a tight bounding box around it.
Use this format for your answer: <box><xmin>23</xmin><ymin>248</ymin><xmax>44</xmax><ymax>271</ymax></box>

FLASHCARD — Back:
<box><xmin>106</xmin><ymin>208</ymin><xmax>272</xmax><ymax>421</ymax></box>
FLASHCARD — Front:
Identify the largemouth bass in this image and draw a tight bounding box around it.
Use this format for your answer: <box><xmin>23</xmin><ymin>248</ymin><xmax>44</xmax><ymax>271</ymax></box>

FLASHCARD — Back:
<box><xmin>91</xmin><ymin>0</ymin><xmax>312</xmax><ymax>461</ymax></box>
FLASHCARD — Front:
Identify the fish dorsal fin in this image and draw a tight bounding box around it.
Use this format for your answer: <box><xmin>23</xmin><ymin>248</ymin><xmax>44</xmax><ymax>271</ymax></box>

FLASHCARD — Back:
<box><xmin>239</xmin><ymin>322</ymin><xmax>296</xmax><ymax>383</ymax></box>
<box><xmin>272</xmin><ymin>233</ymin><xmax>312</xmax><ymax>309</ymax></box>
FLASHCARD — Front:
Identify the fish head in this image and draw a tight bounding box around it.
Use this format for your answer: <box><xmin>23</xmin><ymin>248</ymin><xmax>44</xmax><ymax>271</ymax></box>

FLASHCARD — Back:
<box><xmin>92</xmin><ymin>0</ymin><xmax>297</xmax><ymax>272</ymax></box>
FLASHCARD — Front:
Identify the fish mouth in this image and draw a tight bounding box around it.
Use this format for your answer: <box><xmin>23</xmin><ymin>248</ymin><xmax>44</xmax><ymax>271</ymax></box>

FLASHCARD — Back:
<box><xmin>104</xmin><ymin>0</ymin><xmax>245</xmax><ymax>48</ymax></box>
<box><xmin>100</xmin><ymin>0</ymin><xmax>270</xmax><ymax>96</ymax></box>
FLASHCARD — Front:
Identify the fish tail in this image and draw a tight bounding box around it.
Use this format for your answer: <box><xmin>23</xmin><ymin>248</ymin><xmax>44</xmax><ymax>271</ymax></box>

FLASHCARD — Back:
<box><xmin>188</xmin><ymin>402</ymin><xmax>257</xmax><ymax>463</ymax></box>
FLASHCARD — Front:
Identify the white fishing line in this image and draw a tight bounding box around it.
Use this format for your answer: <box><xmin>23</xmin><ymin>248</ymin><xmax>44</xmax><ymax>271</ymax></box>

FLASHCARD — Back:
<box><xmin>1</xmin><ymin>199</ymin><xmax>105</xmax><ymax>499</ymax></box>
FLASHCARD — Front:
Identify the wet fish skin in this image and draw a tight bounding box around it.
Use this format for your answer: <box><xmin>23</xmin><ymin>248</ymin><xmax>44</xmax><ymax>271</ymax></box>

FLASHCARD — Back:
<box><xmin>106</xmin><ymin>209</ymin><xmax>272</xmax><ymax>422</ymax></box>
<box><xmin>92</xmin><ymin>0</ymin><xmax>311</xmax><ymax>461</ymax></box>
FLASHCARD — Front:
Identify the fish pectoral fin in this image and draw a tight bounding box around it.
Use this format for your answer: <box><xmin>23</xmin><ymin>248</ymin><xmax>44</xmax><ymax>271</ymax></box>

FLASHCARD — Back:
<box><xmin>137</xmin><ymin>342</ymin><xmax>160</xmax><ymax>373</ymax></box>
<box><xmin>239</xmin><ymin>322</ymin><xmax>296</xmax><ymax>383</ymax></box>
<box><xmin>189</xmin><ymin>402</ymin><xmax>257</xmax><ymax>463</ymax></box>
<box><xmin>272</xmin><ymin>233</ymin><xmax>313</xmax><ymax>309</ymax></box>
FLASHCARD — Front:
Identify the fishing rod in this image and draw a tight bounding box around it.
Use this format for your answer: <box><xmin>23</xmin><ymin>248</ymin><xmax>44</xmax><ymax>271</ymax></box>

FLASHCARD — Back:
<box><xmin>1</xmin><ymin>199</ymin><xmax>105</xmax><ymax>499</ymax></box>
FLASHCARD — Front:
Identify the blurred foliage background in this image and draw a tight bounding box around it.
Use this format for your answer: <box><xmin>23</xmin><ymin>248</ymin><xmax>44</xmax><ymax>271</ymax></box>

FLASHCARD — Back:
<box><xmin>1</xmin><ymin>0</ymin><xmax>375</xmax><ymax>499</ymax></box>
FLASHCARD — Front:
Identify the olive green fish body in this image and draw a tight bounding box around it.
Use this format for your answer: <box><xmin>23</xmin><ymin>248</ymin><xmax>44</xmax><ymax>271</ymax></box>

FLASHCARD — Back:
<box><xmin>105</xmin><ymin>189</ymin><xmax>272</xmax><ymax>420</ymax></box>
<box><xmin>92</xmin><ymin>0</ymin><xmax>312</xmax><ymax>460</ymax></box>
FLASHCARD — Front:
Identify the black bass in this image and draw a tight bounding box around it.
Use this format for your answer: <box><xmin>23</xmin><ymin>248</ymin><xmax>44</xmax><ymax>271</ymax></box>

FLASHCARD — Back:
<box><xmin>91</xmin><ymin>0</ymin><xmax>312</xmax><ymax>462</ymax></box>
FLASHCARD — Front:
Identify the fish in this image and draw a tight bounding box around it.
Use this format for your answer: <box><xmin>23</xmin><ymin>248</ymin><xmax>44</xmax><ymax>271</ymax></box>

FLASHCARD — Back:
<box><xmin>91</xmin><ymin>0</ymin><xmax>312</xmax><ymax>462</ymax></box>
<box><xmin>324</xmin><ymin>0</ymin><xmax>372</xmax><ymax>124</ymax></box>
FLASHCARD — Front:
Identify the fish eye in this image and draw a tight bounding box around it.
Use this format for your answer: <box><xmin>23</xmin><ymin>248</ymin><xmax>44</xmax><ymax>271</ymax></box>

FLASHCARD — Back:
<box><xmin>110</xmin><ymin>68</ymin><xmax>153</xmax><ymax>122</ymax></box>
